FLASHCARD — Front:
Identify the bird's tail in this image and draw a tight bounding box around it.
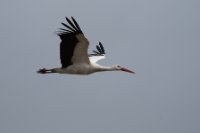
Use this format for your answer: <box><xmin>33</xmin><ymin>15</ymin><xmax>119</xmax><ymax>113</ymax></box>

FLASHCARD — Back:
<box><xmin>37</xmin><ymin>68</ymin><xmax>55</xmax><ymax>74</ymax></box>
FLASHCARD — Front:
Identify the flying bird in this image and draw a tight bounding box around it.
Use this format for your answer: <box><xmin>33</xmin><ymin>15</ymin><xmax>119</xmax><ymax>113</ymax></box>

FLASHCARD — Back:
<box><xmin>37</xmin><ymin>17</ymin><xmax>134</xmax><ymax>75</ymax></box>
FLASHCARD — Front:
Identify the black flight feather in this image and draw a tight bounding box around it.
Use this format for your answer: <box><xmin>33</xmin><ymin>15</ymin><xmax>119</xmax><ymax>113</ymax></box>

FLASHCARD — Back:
<box><xmin>66</xmin><ymin>17</ymin><xmax>78</xmax><ymax>31</ymax></box>
<box><xmin>57</xmin><ymin>17</ymin><xmax>84</xmax><ymax>68</ymax></box>
<box><xmin>89</xmin><ymin>42</ymin><xmax>106</xmax><ymax>56</ymax></box>
<box><xmin>92</xmin><ymin>50</ymin><xmax>100</xmax><ymax>54</ymax></box>
<box><xmin>98</xmin><ymin>42</ymin><xmax>105</xmax><ymax>54</ymax></box>
<box><xmin>96</xmin><ymin>45</ymin><xmax>102</xmax><ymax>53</ymax></box>
<box><xmin>71</xmin><ymin>17</ymin><xmax>82</xmax><ymax>33</ymax></box>
<box><xmin>61</xmin><ymin>22</ymin><xmax>76</xmax><ymax>32</ymax></box>
<box><xmin>59</xmin><ymin>28</ymin><xmax>71</xmax><ymax>32</ymax></box>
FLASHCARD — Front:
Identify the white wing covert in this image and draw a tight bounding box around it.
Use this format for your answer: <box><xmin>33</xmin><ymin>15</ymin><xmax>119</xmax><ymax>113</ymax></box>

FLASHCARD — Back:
<box><xmin>89</xmin><ymin>42</ymin><xmax>106</xmax><ymax>63</ymax></box>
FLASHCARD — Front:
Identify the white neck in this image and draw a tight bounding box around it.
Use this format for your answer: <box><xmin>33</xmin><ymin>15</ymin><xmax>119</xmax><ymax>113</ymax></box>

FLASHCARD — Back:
<box><xmin>93</xmin><ymin>65</ymin><xmax>116</xmax><ymax>73</ymax></box>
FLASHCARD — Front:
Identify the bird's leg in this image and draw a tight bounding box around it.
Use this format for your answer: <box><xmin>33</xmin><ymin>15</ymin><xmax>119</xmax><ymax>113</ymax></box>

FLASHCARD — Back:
<box><xmin>37</xmin><ymin>68</ymin><xmax>55</xmax><ymax>74</ymax></box>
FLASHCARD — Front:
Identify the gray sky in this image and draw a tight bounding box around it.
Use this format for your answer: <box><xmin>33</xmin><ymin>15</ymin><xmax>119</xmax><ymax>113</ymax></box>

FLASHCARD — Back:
<box><xmin>0</xmin><ymin>0</ymin><xmax>200</xmax><ymax>133</ymax></box>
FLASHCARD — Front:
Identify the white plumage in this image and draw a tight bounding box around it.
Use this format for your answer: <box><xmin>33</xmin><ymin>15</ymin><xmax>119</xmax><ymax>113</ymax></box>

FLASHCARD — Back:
<box><xmin>37</xmin><ymin>17</ymin><xmax>134</xmax><ymax>75</ymax></box>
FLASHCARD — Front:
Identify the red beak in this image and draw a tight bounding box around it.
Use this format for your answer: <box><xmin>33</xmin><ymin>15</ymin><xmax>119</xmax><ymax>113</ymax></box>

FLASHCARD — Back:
<box><xmin>120</xmin><ymin>67</ymin><xmax>135</xmax><ymax>74</ymax></box>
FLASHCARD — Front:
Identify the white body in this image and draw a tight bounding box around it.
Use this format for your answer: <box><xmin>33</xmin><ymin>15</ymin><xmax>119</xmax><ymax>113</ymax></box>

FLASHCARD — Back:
<box><xmin>37</xmin><ymin>17</ymin><xmax>134</xmax><ymax>75</ymax></box>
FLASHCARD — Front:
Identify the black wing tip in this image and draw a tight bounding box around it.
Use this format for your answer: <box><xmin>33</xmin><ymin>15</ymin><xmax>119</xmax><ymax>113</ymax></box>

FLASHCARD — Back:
<box><xmin>99</xmin><ymin>42</ymin><xmax>105</xmax><ymax>53</ymax></box>
<box><xmin>89</xmin><ymin>42</ymin><xmax>106</xmax><ymax>56</ymax></box>
<box><xmin>57</xmin><ymin>16</ymin><xmax>83</xmax><ymax>36</ymax></box>
<box><xmin>97</xmin><ymin>42</ymin><xmax>105</xmax><ymax>54</ymax></box>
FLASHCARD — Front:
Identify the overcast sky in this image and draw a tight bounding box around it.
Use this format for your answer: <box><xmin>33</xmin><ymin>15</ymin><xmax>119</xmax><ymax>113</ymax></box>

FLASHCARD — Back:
<box><xmin>0</xmin><ymin>0</ymin><xmax>200</xmax><ymax>133</ymax></box>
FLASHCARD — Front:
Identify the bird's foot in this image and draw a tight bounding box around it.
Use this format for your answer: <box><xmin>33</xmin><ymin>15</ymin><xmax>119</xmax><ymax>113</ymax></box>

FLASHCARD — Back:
<box><xmin>37</xmin><ymin>68</ymin><xmax>47</xmax><ymax>74</ymax></box>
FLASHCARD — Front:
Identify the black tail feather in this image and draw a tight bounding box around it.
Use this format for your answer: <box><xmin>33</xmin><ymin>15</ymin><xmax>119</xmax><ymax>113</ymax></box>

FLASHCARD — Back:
<box><xmin>37</xmin><ymin>68</ymin><xmax>55</xmax><ymax>74</ymax></box>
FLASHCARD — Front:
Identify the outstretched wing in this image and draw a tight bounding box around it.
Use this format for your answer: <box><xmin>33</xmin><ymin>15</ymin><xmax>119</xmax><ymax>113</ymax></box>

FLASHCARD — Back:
<box><xmin>89</xmin><ymin>42</ymin><xmax>106</xmax><ymax>63</ymax></box>
<box><xmin>57</xmin><ymin>17</ymin><xmax>90</xmax><ymax>68</ymax></box>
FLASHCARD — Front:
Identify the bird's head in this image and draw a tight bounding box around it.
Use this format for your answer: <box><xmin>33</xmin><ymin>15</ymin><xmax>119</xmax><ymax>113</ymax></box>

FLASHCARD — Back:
<box><xmin>113</xmin><ymin>65</ymin><xmax>135</xmax><ymax>74</ymax></box>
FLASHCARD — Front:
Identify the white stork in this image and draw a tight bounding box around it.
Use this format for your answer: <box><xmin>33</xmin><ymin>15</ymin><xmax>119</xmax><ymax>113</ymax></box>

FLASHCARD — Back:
<box><xmin>37</xmin><ymin>17</ymin><xmax>134</xmax><ymax>75</ymax></box>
